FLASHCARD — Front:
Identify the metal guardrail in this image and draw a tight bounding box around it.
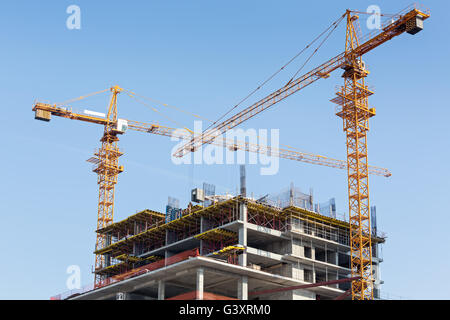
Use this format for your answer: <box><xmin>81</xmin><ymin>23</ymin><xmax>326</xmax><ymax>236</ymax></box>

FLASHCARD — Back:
<box><xmin>51</xmin><ymin>248</ymin><xmax>200</xmax><ymax>300</ymax></box>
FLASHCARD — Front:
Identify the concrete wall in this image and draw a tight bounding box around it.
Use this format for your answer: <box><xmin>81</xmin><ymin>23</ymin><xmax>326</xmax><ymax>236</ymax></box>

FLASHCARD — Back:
<box><xmin>263</xmin><ymin>240</ymin><xmax>291</xmax><ymax>255</ymax></box>
<box><xmin>292</xmin><ymin>289</ymin><xmax>315</xmax><ymax>300</ymax></box>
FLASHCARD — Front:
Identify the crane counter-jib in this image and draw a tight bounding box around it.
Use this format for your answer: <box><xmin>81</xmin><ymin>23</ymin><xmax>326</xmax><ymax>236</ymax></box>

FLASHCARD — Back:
<box><xmin>33</xmin><ymin>102</ymin><xmax>109</xmax><ymax>126</ymax></box>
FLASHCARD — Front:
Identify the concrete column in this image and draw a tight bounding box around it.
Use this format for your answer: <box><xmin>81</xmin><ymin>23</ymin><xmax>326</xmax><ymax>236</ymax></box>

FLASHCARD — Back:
<box><xmin>237</xmin><ymin>276</ymin><xmax>248</xmax><ymax>300</ymax></box>
<box><xmin>336</xmin><ymin>268</ymin><xmax>340</xmax><ymax>289</ymax></box>
<box><xmin>312</xmin><ymin>263</ymin><xmax>316</xmax><ymax>283</ymax></box>
<box><xmin>200</xmin><ymin>216</ymin><xmax>205</xmax><ymax>232</ymax></box>
<box><xmin>238</xmin><ymin>202</ymin><xmax>248</xmax><ymax>267</ymax></box>
<box><xmin>238</xmin><ymin>226</ymin><xmax>247</xmax><ymax>267</ymax></box>
<box><xmin>239</xmin><ymin>201</ymin><xmax>248</xmax><ymax>222</ymax></box>
<box><xmin>199</xmin><ymin>240</ymin><xmax>204</xmax><ymax>256</ymax></box>
<box><xmin>158</xmin><ymin>280</ymin><xmax>165</xmax><ymax>300</ymax></box>
<box><xmin>196</xmin><ymin>268</ymin><xmax>204</xmax><ymax>300</ymax></box>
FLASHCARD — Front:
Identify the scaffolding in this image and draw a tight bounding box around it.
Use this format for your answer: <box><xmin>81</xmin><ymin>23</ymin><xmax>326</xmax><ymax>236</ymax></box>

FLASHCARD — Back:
<box><xmin>96</xmin><ymin>248</ymin><xmax>200</xmax><ymax>289</ymax></box>
<box><xmin>93</xmin><ymin>194</ymin><xmax>385</xmax><ymax>280</ymax></box>
<box><xmin>69</xmin><ymin>184</ymin><xmax>386</xmax><ymax>300</ymax></box>
<box><xmin>247</xmin><ymin>201</ymin><xmax>288</xmax><ymax>232</ymax></box>
<box><xmin>260</xmin><ymin>184</ymin><xmax>313</xmax><ymax>210</ymax></box>
<box><xmin>195</xmin><ymin>229</ymin><xmax>238</xmax><ymax>255</ymax></box>
<box><xmin>94</xmin><ymin>199</ymin><xmax>240</xmax><ymax>278</ymax></box>
<box><xmin>212</xmin><ymin>245</ymin><xmax>245</xmax><ymax>265</ymax></box>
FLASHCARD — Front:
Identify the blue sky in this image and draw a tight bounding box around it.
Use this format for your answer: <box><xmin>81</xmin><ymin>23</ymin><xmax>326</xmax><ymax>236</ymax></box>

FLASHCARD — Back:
<box><xmin>0</xmin><ymin>0</ymin><xmax>448</xmax><ymax>299</ymax></box>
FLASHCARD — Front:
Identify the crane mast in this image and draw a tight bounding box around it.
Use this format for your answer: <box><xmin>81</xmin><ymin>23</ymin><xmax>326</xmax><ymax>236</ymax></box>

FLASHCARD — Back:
<box><xmin>335</xmin><ymin>12</ymin><xmax>374</xmax><ymax>300</ymax></box>
<box><xmin>92</xmin><ymin>86</ymin><xmax>124</xmax><ymax>286</ymax></box>
<box><xmin>333</xmin><ymin>7</ymin><xmax>429</xmax><ymax>299</ymax></box>
<box><xmin>171</xmin><ymin>4</ymin><xmax>430</xmax><ymax>300</ymax></box>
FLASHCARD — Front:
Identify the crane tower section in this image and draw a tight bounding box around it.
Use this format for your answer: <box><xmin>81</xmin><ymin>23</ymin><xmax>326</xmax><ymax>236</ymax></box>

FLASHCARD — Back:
<box><xmin>91</xmin><ymin>86</ymin><xmax>125</xmax><ymax>287</ymax></box>
<box><xmin>333</xmin><ymin>12</ymin><xmax>375</xmax><ymax>299</ymax></box>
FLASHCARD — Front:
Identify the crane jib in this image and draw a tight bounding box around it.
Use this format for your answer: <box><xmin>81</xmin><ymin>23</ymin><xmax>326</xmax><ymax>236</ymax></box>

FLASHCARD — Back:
<box><xmin>174</xmin><ymin>8</ymin><xmax>430</xmax><ymax>158</ymax></box>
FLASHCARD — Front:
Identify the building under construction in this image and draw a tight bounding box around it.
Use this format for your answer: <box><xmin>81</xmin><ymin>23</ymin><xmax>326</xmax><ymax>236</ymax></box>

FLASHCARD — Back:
<box><xmin>35</xmin><ymin>5</ymin><xmax>432</xmax><ymax>300</ymax></box>
<box><xmin>53</xmin><ymin>181</ymin><xmax>385</xmax><ymax>300</ymax></box>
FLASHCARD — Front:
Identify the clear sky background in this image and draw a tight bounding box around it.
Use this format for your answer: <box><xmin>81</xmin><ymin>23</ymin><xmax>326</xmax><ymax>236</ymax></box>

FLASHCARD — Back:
<box><xmin>0</xmin><ymin>0</ymin><xmax>448</xmax><ymax>299</ymax></box>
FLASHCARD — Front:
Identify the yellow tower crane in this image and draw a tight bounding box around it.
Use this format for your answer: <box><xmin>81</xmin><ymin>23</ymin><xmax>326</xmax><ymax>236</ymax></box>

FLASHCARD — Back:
<box><xmin>33</xmin><ymin>86</ymin><xmax>391</xmax><ymax>287</ymax></box>
<box><xmin>173</xmin><ymin>4</ymin><xmax>430</xmax><ymax>299</ymax></box>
